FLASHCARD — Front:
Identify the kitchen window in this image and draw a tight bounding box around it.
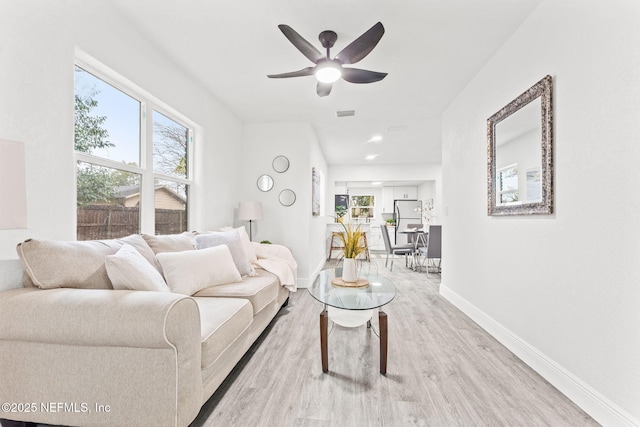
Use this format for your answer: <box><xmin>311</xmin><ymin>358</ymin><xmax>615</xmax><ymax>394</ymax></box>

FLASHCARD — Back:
<box><xmin>349</xmin><ymin>195</ymin><xmax>375</xmax><ymax>222</ymax></box>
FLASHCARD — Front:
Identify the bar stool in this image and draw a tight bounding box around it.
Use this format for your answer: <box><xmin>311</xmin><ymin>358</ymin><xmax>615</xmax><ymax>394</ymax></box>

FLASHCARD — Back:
<box><xmin>360</xmin><ymin>233</ymin><xmax>370</xmax><ymax>261</ymax></box>
<box><xmin>327</xmin><ymin>232</ymin><xmax>344</xmax><ymax>260</ymax></box>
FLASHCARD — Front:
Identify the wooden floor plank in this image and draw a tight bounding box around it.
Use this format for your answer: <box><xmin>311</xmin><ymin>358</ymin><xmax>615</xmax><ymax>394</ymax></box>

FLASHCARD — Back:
<box><xmin>192</xmin><ymin>255</ymin><xmax>599</xmax><ymax>427</ymax></box>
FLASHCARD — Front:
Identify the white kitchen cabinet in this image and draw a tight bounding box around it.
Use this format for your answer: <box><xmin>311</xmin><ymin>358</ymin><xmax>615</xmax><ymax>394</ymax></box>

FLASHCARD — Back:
<box><xmin>368</xmin><ymin>225</ymin><xmax>384</xmax><ymax>250</ymax></box>
<box><xmin>381</xmin><ymin>187</ymin><xmax>395</xmax><ymax>213</ymax></box>
<box><xmin>393</xmin><ymin>186</ymin><xmax>418</xmax><ymax>200</ymax></box>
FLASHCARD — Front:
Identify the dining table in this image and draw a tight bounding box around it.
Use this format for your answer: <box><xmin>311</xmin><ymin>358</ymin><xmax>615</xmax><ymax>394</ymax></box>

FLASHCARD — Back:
<box><xmin>398</xmin><ymin>228</ymin><xmax>427</xmax><ymax>271</ymax></box>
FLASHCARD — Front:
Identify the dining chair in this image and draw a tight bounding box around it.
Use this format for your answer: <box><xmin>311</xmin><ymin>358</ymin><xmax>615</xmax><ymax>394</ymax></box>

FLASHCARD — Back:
<box><xmin>418</xmin><ymin>225</ymin><xmax>442</xmax><ymax>274</ymax></box>
<box><xmin>380</xmin><ymin>225</ymin><xmax>414</xmax><ymax>271</ymax></box>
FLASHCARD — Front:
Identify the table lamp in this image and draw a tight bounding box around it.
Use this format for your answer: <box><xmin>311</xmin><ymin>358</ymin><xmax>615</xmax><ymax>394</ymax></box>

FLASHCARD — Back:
<box><xmin>237</xmin><ymin>201</ymin><xmax>262</xmax><ymax>241</ymax></box>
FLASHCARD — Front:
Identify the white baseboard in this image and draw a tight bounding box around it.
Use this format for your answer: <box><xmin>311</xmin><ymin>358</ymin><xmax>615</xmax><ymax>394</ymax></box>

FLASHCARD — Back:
<box><xmin>295</xmin><ymin>256</ymin><xmax>327</xmax><ymax>289</ymax></box>
<box><xmin>440</xmin><ymin>283</ymin><xmax>639</xmax><ymax>427</ymax></box>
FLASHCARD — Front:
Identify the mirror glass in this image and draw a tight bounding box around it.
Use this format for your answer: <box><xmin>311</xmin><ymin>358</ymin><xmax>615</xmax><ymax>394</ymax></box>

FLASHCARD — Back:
<box><xmin>279</xmin><ymin>189</ymin><xmax>296</xmax><ymax>206</ymax></box>
<box><xmin>272</xmin><ymin>155</ymin><xmax>290</xmax><ymax>173</ymax></box>
<box><xmin>488</xmin><ymin>75</ymin><xmax>553</xmax><ymax>216</ymax></box>
<box><xmin>257</xmin><ymin>174</ymin><xmax>274</xmax><ymax>192</ymax></box>
<box><xmin>495</xmin><ymin>99</ymin><xmax>542</xmax><ymax>205</ymax></box>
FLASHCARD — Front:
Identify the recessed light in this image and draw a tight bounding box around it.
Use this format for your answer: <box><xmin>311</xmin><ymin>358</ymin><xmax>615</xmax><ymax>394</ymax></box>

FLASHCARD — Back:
<box><xmin>365</xmin><ymin>154</ymin><xmax>379</xmax><ymax>160</ymax></box>
<box><xmin>368</xmin><ymin>135</ymin><xmax>383</xmax><ymax>142</ymax></box>
<box><xmin>371</xmin><ymin>181</ymin><xmax>382</xmax><ymax>185</ymax></box>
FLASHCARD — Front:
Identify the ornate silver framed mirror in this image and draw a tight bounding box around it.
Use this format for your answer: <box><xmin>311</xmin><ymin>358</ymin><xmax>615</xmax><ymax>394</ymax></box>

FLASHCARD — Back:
<box><xmin>272</xmin><ymin>155</ymin><xmax>290</xmax><ymax>173</ymax></box>
<box><xmin>257</xmin><ymin>174</ymin><xmax>274</xmax><ymax>192</ymax></box>
<box><xmin>487</xmin><ymin>75</ymin><xmax>553</xmax><ymax>216</ymax></box>
<box><xmin>279</xmin><ymin>189</ymin><xmax>296</xmax><ymax>206</ymax></box>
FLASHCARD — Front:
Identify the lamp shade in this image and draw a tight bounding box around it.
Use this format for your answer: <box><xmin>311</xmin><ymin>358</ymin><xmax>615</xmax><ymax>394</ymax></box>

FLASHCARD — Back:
<box><xmin>237</xmin><ymin>201</ymin><xmax>262</xmax><ymax>221</ymax></box>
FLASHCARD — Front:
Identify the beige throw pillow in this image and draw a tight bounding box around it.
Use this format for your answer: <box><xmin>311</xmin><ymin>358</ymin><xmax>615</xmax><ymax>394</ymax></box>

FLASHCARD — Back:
<box><xmin>118</xmin><ymin>234</ymin><xmax>163</xmax><ymax>274</ymax></box>
<box><xmin>156</xmin><ymin>246</ymin><xmax>242</xmax><ymax>295</ymax></box>
<box><xmin>195</xmin><ymin>230</ymin><xmax>255</xmax><ymax>276</ymax></box>
<box><xmin>105</xmin><ymin>244</ymin><xmax>169</xmax><ymax>292</ymax></box>
<box><xmin>142</xmin><ymin>232</ymin><xmax>196</xmax><ymax>254</ymax></box>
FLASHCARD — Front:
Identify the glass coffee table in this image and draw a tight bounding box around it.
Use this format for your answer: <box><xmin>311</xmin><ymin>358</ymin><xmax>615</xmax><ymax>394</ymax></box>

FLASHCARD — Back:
<box><xmin>308</xmin><ymin>268</ymin><xmax>396</xmax><ymax>374</ymax></box>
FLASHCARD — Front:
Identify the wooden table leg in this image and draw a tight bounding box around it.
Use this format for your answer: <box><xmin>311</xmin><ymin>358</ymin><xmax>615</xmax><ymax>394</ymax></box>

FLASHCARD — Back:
<box><xmin>379</xmin><ymin>310</ymin><xmax>388</xmax><ymax>374</ymax></box>
<box><xmin>320</xmin><ymin>309</ymin><xmax>328</xmax><ymax>373</ymax></box>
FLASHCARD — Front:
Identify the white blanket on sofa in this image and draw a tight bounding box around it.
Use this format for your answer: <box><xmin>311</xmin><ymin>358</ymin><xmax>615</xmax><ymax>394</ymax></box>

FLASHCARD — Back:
<box><xmin>251</xmin><ymin>243</ymin><xmax>297</xmax><ymax>292</ymax></box>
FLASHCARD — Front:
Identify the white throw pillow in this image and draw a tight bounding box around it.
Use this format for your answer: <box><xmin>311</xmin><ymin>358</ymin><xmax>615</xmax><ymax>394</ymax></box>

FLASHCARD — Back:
<box><xmin>105</xmin><ymin>244</ymin><xmax>169</xmax><ymax>292</ymax></box>
<box><xmin>156</xmin><ymin>246</ymin><xmax>242</xmax><ymax>295</ymax></box>
<box><xmin>195</xmin><ymin>230</ymin><xmax>254</xmax><ymax>276</ymax></box>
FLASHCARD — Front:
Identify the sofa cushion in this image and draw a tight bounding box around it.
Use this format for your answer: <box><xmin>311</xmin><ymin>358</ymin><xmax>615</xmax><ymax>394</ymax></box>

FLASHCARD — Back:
<box><xmin>157</xmin><ymin>246</ymin><xmax>242</xmax><ymax>295</ymax></box>
<box><xmin>105</xmin><ymin>244</ymin><xmax>169</xmax><ymax>292</ymax></box>
<box><xmin>17</xmin><ymin>238</ymin><xmax>122</xmax><ymax>289</ymax></box>
<box><xmin>142</xmin><ymin>232</ymin><xmax>196</xmax><ymax>254</ymax></box>
<box><xmin>195</xmin><ymin>230</ymin><xmax>254</xmax><ymax>277</ymax></box>
<box><xmin>193</xmin><ymin>268</ymin><xmax>280</xmax><ymax>315</ymax></box>
<box><xmin>192</xmin><ymin>296</ymin><xmax>253</xmax><ymax>369</ymax></box>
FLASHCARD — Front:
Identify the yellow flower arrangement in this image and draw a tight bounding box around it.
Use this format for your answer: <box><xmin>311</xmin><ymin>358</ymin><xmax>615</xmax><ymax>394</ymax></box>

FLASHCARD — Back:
<box><xmin>337</xmin><ymin>222</ymin><xmax>366</xmax><ymax>259</ymax></box>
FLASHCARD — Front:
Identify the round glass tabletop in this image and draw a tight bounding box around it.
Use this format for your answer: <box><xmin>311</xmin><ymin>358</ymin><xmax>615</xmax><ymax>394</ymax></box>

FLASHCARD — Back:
<box><xmin>308</xmin><ymin>268</ymin><xmax>395</xmax><ymax>311</ymax></box>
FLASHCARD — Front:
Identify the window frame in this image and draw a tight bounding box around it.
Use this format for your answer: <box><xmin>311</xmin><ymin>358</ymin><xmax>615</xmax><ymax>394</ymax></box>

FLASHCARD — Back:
<box><xmin>74</xmin><ymin>50</ymin><xmax>195</xmax><ymax>236</ymax></box>
<box><xmin>496</xmin><ymin>163</ymin><xmax>519</xmax><ymax>205</ymax></box>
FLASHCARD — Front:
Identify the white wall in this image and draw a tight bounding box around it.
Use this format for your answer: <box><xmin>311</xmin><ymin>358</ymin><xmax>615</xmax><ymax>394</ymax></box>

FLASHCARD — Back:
<box><xmin>241</xmin><ymin>122</ymin><xmax>329</xmax><ymax>287</ymax></box>
<box><xmin>309</xmin><ymin>134</ymin><xmax>331</xmax><ymax>283</ymax></box>
<box><xmin>441</xmin><ymin>0</ymin><xmax>640</xmax><ymax>425</ymax></box>
<box><xmin>417</xmin><ymin>181</ymin><xmax>437</xmax><ymax>220</ymax></box>
<box><xmin>0</xmin><ymin>1</ymin><xmax>244</xmax><ymax>262</ymax></box>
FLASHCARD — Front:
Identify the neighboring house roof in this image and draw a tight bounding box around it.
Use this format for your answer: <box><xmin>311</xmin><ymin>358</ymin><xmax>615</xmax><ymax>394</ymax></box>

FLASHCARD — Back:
<box><xmin>113</xmin><ymin>185</ymin><xmax>140</xmax><ymax>199</ymax></box>
<box><xmin>114</xmin><ymin>185</ymin><xmax>186</xmax><ymax>205</ymax></box>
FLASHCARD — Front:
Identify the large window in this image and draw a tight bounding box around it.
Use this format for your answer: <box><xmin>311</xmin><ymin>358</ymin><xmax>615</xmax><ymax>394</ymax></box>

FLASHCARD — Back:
<box><xmin>74</xmin><ymin>59</ymin><xmax>193</xmax><ymax>239</ymax></box>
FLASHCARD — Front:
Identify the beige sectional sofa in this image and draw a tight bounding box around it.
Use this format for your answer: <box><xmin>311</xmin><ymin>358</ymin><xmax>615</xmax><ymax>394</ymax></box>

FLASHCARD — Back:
<box><xmin>0</xmin><ymin>230</ymin><xmax>292</xmax><ymax>427</ymax></box>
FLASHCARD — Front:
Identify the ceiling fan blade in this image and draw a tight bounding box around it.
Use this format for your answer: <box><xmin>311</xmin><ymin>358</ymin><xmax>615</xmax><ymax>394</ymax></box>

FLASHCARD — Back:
<box><xmin>317</xmin><ymin>82</ymin><xmax>332</xmax><ymax>97</ymax></box>
<box><xmin>267</xmin><ymin>67</ymin><xmax>316</xmax><ymax>79</ymax></box>
<box><xmin>335</xmin><ymin>22</ymin><xmax>385</xmax><ymax>65</ymax></box>
<box><xmin>278</xmin><ymin>24</ymin><xmax>324</xmax><ymax>63</ymax></box>
<box><xmin>341</xmin><ymin>68</ymin><xmax>388</xmax><ymax>84</ymax></box>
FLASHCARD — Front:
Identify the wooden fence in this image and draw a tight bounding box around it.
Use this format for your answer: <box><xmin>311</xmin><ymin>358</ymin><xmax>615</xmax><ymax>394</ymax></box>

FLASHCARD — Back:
<box><xmin>77</xmin><ymin>205</ymin><xmax>186</xmax><ymax>240</ymax></box>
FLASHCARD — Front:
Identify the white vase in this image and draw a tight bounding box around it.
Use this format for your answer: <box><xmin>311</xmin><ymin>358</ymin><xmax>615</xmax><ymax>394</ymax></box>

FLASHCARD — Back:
<box><xmin>342</xmin><ymin>258</ymin><xmax>358</xmax><ymax>282</ymax></box>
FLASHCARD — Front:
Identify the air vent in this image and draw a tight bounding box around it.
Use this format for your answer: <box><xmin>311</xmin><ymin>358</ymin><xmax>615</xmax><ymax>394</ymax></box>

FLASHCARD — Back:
<box><xmin>387</xmin><ymin>125</ymin><xmax>407</xmax><ymax>132</ymax></box>
<box><xmin>336</xmin><ymin>110</ymin><xmax>356</xmax><ymax>118</ymax></box>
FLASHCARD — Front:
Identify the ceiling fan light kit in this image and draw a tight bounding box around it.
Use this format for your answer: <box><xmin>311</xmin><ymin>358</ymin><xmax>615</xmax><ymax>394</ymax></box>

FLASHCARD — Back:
<box><xmin>315</xmin><ymin>61</ymin><xmax>342</xmax><ymax>83</ymax></box>
<box><xmin>267</xmin><ymin>22</ymin><xmax>388</xmax><ymax>97</ymax></box>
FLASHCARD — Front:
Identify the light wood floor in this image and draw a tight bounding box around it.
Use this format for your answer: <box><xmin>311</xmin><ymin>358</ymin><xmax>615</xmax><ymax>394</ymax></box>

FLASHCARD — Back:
<box><xmin>191</xmin><ymin>255</ymin><xmax>599</xmax><ymax>427</ymax></box>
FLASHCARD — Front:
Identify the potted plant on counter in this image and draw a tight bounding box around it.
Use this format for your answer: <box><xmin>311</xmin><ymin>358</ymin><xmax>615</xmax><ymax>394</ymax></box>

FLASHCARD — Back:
<box><xmin>337</xmin><ymin>222</ymin><xmax>366</xmax><ymax>282</ymax></box>
<box><xmin>335</xmin><ymin>205</ymin><xmax>347</xmax><ymax>223</ymax></box>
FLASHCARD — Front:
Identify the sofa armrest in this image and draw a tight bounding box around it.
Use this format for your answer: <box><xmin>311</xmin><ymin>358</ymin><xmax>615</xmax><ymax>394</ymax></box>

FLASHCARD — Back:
<box><xmin>0</xmin><ymin>288</ymin><xmax>203</xmax><ymax>427</ymax></box>
<box><xmin>0</xmin><ymin>288</ymin><xmax>197</xmax><ymax>348</ymax></box>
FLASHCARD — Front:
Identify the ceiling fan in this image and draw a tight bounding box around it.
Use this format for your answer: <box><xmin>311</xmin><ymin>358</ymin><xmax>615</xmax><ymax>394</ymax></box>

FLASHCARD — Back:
<box><xmin>267</xmin><ymin>22</ymin><xmax>388</xmax><ymax>97</ymax></box>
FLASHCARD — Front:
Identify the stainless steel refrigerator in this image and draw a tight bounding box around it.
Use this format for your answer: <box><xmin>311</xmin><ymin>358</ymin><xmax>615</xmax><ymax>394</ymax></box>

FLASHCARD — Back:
<box><xmin>394</xmin><ymin>199</ymin><xmax>422</xmax><ymax>245</ymax></box>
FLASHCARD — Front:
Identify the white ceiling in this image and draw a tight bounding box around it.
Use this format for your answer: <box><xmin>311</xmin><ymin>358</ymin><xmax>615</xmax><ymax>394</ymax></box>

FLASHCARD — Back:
<box><xmin>110</xmin><ymin>0</ymin><xmax>541</xmax><ymax>166</ymax></box>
